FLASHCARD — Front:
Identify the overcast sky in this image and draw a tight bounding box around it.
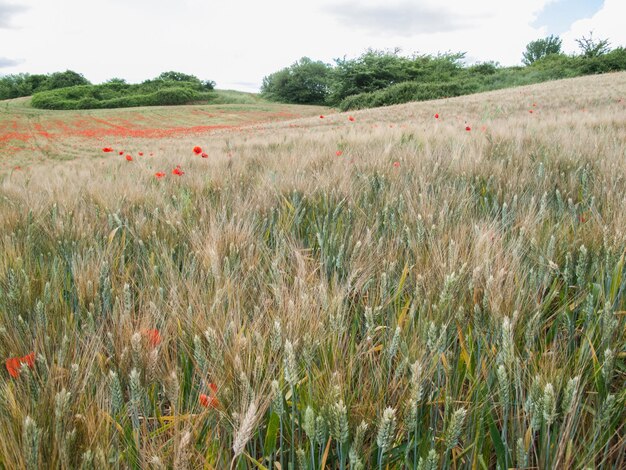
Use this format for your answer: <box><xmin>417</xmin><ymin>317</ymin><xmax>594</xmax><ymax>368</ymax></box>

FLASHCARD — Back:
<box><xmin>1</xmin><ymin>0</ymin><xmax>624</xmax><ymax>92</ymax></box>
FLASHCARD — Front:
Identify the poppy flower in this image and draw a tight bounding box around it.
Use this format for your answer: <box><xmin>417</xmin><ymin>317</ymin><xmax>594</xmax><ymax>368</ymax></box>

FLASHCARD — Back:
<box><xmin>138</xmin><ymin>152</ymin><xmax>144</xmax><ymax>156</ymax></box>
<box><xmin>193</xmin><ymin>146</ymin><xmax>202</xmax><ymax>155</ymax></box>
<box><xmin>434</xmin><ymin>113</ymin><xmax>439</xmax><ymax>119</ymax></box>
<box><xmin>320</xmin><ymin>115</ymin><xmax>325</xmax><ymax>119</ymax></box>
<box><xmin>5</xmin><ymin>352</ymin><xmax>35</xmax><ymax>378</ymax></box>
<box><xmin>125</xmin><ymin>155</ymin><xmax>133</xmax><ymax>161</ymax></box>
<box><xmin>143</xmin><ymin>328</ymin><xmax>161</xmax><ymax>347</ymax></box>
<box><xmin>393</xmin><ymin>161</ymin><xmax>400</xmax><ymax>167</ymax></box>
<box><xmin>201</xmin><ymin>152</ymin><xmax>208</xmax><ymax>158</ymax></box>
<box><xmin>172</xmin><ymin>166</ymin><xmax>184</xmax><ymax>176</ymax></box>
<box><xmin>336</xmin><ymin>150</ymin><xmax>343</xmax><ymax>156</ymax></box>
<box><xmin>348</xmin><ymin>116</ymin><xmax>355</xmax><ymax>122</ymax></box>
<box><xmin>102</xmin><ymin>147</ymin><xmax>113</xmax><ymax>152</ymax></box>
<box><xmin>533</xmin><ymin>103</ymin><xmax>537</xmax><ymax>107</ymax></box>
<box><xmin>155</xmin><ymin>172</ymin><xmax>166</xmax><ymax>179</ymax></box>
<box><xmin>5</xmin><ymin>358</ymin><xmax>20</xmax><ymax>378</ymax></box>
<box><xmin>119</xmin><ymin>151</ymin><xmax>124</xmax><ymax>155</ymax></box>
<box><xmin>529</xmin><ymin>110</ymin><xmax>533</xmax><ymax>114</ymax></box>
<box><xmin>199</xmin><ymin>393</ymin><xmax>219</xmax><ymax>408</ymax></box>
<box><xmin>465</xmin><ymin>126</ymin><xmax>471</xmax><ymax>131</ymax></box>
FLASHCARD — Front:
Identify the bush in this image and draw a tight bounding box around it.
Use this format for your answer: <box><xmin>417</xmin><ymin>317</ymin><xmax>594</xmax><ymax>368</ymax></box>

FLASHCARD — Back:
<box><xmin>328</xmin><ymin>50</ymin><xmax>465</xmax><ymax>105</ymax></box>
<box><xmin>339</xmin><ymin>80</ymin><xmax>480</xmax><ymax>110</ymax></box>
<box><xmin>0</xmin><ymin>70</ymin><xmax>91</xmax><ymax>100</ymax></box>
<box><xmin>31</xmin><ymin>79</ymin><xmax>207</xmax><ymax>110</ymax></box>
<box><xmin>148</xmin><ymin>87</ymin><xmax>198</xmax><ymax>106</ymax></box>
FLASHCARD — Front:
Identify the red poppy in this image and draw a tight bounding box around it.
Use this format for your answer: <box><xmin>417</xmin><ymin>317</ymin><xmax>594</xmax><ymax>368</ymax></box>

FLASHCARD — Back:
<box><xmin>434</xmin><ymin>113</ymin><xmax>439</xmax><ymax>119</ymax></box>
<box><xmin>320</xmin><ymin>115</ymin><xmax>325</xmax><ymax>119</ymax></box>
<box><xmin>5</xmin><ymin>358</ymin><xmax>20</xmax><ymax>378</ymax></box>
<box><xmin>172</xmin><ymin>166</ymin><xmax>184</xmax><ymax>176</ymax></box>
<box><xmin>200</xmin><ymin>382</ymin><xmax>219</xmax><ymax>408</ymax></box>
<box><xmin>465</xmin><ymin>126</ymin><xmax>471</xmax><ymax>131</ymax></box>
<box><xmin>529</xmin><ymin>110</ymin><xmax>533</xmax><ymax>114</ymax></box>
<box><xmin>125</xmin><ymin>155</ymin><xmax>133</xmax><ymax>161</ymax></box>
<box><xmin>102</xmin><ymin>147</ymin><xmax>114</xmax><ymax>152</ymax></box>
<box><xmin>155</xmin><ymin>172</ymin><xmax>166</xmax><ymax>179</ymax></box>
<box><xmin>143</xmin><ymin>329</ymin><xmax>161</xmax><ymax>347</ymax></box>
<box><xmin>193</xmin><ymin>146</ymin><xmax>202</xmax><ymax>155</ymax></box>
<box><xmin>348</xmin><ymin>116</ymin><xmax>355</xmax><ymax>122</ymax></box>
<box><xmin>199</xmin><ymin>393</ymin><xmax>219</xmax><ymax>408</ymax></box>
<box><xmin>138</xmin><ymin>152</ymin><xmax>144</xmax><ymax>156</ymax></box>
<box><xmin>5</xmin><ymin>352</ymin><xmax>35</xmax><ymax>378</ymax></box>
<box><xmin>201</xmin><ymin>152</ymin><xmax>208</xmax><ymax>158</ymax></box>
<box><xmin>23</xmin><ymin>352</ymin><xmax>35</xmax><ymax>368</ymax></box>
<box><xmin>336</xmin><ymin>150</ymin><xmax>343</xmax><ymax>156</ymax></box>
<box><xmin>533</xmin><ymin>103</ymin><xmax>537</xmax><ymax>107</ymax></box>
<box><xmin>119</xmin><ymin>151</ymin><xmax>124</xmax><ymax>155</ymax></box>
<box><xmin>393</xmin><ymin>161</ymin><xmax>400</xmax><ymax>167</ymax></box>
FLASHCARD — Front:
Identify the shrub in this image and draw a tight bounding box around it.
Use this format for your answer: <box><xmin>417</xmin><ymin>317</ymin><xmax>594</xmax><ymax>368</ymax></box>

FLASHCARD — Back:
<box><xmin>148</xmin><ymin>87</ymin><xmax>198</xmax><ymax>106</ymax></box>
<box><xmin>0</xmin><ymin>70</ymin><xmax>90</xmax><ymax>100</ymax></box>
<box><xmin>31</xmin><ymin>80</ymin><xmax>207</xmax><ymax>110</ymax></box>
<box><xmin>339</xmin><ymin>80</ymin><xmax>480</xmax><ymax>110</ymax></box>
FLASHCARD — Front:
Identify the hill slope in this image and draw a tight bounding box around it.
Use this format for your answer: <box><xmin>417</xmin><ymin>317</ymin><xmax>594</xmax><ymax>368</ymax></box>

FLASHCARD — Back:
<box><xmin>0</xmin><ymin>72</ymin><xmax>625</xmax><ymax>469</ymax></box>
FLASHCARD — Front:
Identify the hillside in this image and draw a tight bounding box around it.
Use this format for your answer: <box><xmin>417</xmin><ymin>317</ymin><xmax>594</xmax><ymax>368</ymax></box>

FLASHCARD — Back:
<box><xmin>0</xmin><ymin>93</ymin><xmax>330</xmax><ymax>166</ymax></box>
<box><xmin>0</xmin><ymin>72</ymin><xmax>625</xmax><ymax>469</ymax></box>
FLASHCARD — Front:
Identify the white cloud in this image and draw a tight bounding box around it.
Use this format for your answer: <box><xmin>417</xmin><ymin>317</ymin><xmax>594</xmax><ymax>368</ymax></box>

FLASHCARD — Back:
<box><xmin>0</xmin><ymin>0</ymin><xmax>27</xmax><ymax>28</ymax></box>
<box><xmin>561</xmin><ymin>0</ymin><xmax>626</xmax><ymax>54</ymax></box>
<box><xmin>0</xmin><ymin>0</ymin><xmax>621</xmax><ymax>91</ymax></box>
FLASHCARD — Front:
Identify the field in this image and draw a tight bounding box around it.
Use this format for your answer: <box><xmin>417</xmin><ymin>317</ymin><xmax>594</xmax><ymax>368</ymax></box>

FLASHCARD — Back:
<box><xmin>0</xmin><ymin>91</ymin><xmax>329</xmax><ymax>169</ymax></box>
<box><xmin>0</xmin><ymin>73</ymin><xmax>625</xmax><ymax>469</ymax></box>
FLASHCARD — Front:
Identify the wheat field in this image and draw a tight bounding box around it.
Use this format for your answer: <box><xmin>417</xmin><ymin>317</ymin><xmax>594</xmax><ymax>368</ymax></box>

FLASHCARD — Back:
<box><xmin>0</xmin><ymin>72</ymin><xmax>625</xmax><ymax>469</ymax></box>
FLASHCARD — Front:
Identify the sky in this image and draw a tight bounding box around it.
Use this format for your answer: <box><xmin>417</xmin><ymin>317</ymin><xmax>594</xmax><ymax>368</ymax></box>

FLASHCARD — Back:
<box><xmin>0</xmin><ymin>0</ymin><xmax>624</xmax><ymax>92</ymax></box>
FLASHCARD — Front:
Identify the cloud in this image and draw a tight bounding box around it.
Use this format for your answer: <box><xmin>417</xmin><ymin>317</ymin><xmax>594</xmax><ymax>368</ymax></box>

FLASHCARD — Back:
<box><xmin>0</xmin><ymin>0</ymin><xmax>566</xmax><ymax>90</ymax></box>
<box><xmin>0</xmin><ymin>56</ymin><xmax>22</xmax><ymax>67</ymax></box>
<box><xmin>0</xmin><ymin>1</ymin><xmax>27</xmax><ymax>28</ymax></box>
<box><xmin>561</xmin><ymin>0</ymin><xmax>626</xmax><ymax>53</ymax></box>
<box><xmin>325</xmin><ymin>1</ymin><xmax>481</xmax><ymax>36</ymax></box>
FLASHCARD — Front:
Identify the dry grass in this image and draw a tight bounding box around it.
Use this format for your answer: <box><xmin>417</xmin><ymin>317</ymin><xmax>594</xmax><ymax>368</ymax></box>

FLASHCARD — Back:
<box><xmin>0</xmin><ymin>72</ymin><xmax>625</xmax><ymax>469</ymax></box>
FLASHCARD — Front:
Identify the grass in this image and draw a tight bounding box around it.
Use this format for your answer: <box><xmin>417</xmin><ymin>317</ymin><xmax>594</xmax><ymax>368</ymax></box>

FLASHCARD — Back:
<box><xmin>0</xmin><ymin>72</ymin><xmax>625</xmax><ymax>469</ymax></box>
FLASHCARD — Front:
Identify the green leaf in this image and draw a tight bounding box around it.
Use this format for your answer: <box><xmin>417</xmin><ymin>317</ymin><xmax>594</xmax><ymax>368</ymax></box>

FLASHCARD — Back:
<box><xmin>488</xmin><ymin>412</ymin><xmax>507</xmax><ymax>468</ymax></box>
<box><xmin>264</xmin><ymin>411</ymin><xmax>280</xmax><ymax>456</ymax></box>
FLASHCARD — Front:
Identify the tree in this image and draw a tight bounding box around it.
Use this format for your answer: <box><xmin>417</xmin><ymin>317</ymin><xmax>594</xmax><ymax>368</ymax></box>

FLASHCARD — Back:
<box><xmin>43</xmin><ymin>70</ymin><xmax>91</xmax><ymax>90</ymax></box>
<box><xmin>328</xmin><ymin>49</ymin><xmax>464</xmax><ymax>105</ymax></box>
<box><xmin>261</xmin><ymin>57</ymin><xmax>331</xmax><ymax>105</ymax></box>
<box><xmin>155</xmin><ymin>71</ymin><xmax>214</xmax><ymax>90</ymax></box>
<box><xmin>157</xmin><ymin>71</ymin><xmax>200</xmax><ymax>83</ymax></box>
<box><xmin>522</xmin><ymin>35</ymin><xmax>563</xmax><ymax>65</ymax></box>
<box><xmin>576</xmin><ymin>32</ymin><xmax>610</xmax><ymax>58</ymax></box>
<box><xmin>105</xmin><ymin>77</ymin><xmax>127</xmax><ymax>84</ymax></box>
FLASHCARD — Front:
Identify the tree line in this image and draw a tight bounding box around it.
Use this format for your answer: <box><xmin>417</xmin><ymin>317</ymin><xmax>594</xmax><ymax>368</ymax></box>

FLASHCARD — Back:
<box><xmin>0</xmin><ymin>71</ymin><xmax>216</xmax><ymax>109</ymax></box>
<box><xmin>261</xmin><ymin>33</ymin><xmax>626</xmax><ymax>110</ymax></box>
